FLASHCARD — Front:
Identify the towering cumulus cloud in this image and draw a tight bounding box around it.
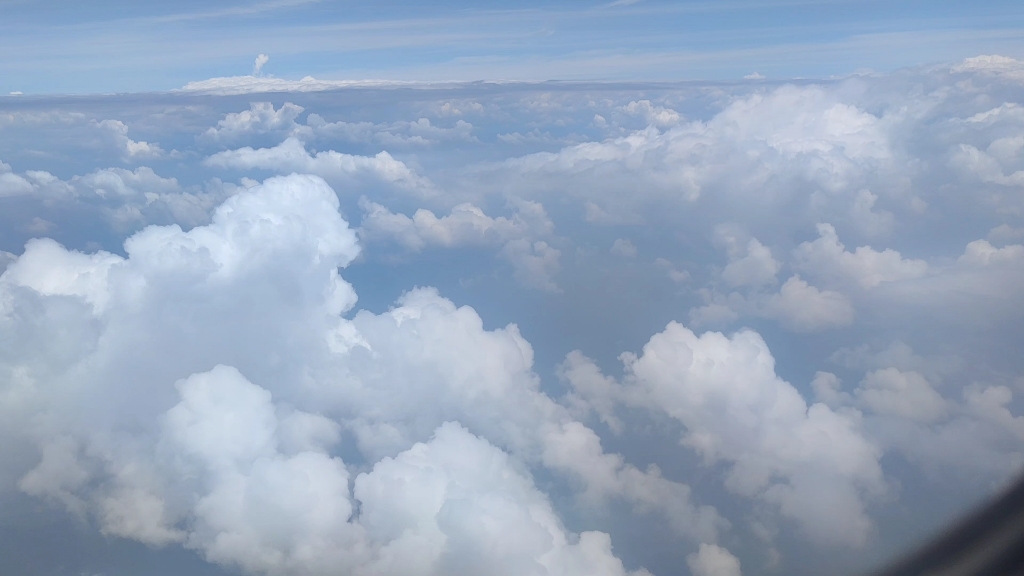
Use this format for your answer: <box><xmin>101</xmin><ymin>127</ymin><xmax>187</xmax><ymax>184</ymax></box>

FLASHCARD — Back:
<box><xmin>0</xmin><ymin>175</ymin><xmax>714</xmax><ymax>576</ymax></box>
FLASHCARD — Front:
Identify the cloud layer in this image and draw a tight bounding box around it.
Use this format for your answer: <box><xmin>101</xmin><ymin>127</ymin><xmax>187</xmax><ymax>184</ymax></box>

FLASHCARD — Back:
<box><xmin>2</xmin><ymin>55</ymin><xmax>1024</xmax><ymax>576</ymax></box>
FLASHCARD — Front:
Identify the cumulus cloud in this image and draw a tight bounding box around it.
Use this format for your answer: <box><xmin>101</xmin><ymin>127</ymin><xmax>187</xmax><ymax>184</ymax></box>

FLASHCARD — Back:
<box><xmin>94</xmin><ymin>119</ymin><xmax>166</xmax><ymax>160</ymax></box>
<box><xmin>856</xmin><ymin>368</ymin><xmax>948</xmax><ymax>424</ymax></box>
<box><xmin>714</xmin><ymin>227</ymin><xmax>780</xmax><ymax>288</ymax></box>
<box><xmin>0</xmin><ymin>161</ymin><xmax>35</xmax><ymax>197</ymax></box>
<box><xmin>204</xmin><ymin>101</ymin><xmax>306</xmax><ymax>142</ymax></box>
<box><xmin>358</xmin><ymin>199</ymin><xmax>560</xmax><ymax>290</ymax></box>
<box><xmin>359</xmin><ymin>199</ymin><xmax>552</xmax><ymax>251</ymax></box>
<box><xmin>878</xmin><ymin>237</ymin><xmax>1024</xmax><ymax>316</ymax></box>
<box><xmin>1</xmin><ymin>174</ymin><xmax>719</xmax><ymax>575</ymax></box>
<box><xmin>203</xmin><ymin>137</ymin><xmax>434</xmax><ymax>193</ymax></box>
<box><xmin>562</xmin><ymin>323</ymin><xmax>884</xmax><ymax>546</ymax></box>
<box><xmin>687</xmin><ymin>543</ymin><xmax>742</xmax><ymax>576</ymax></box>
<box><xmin>793</xmin><ymin>223</ymin><xmax>927</xmax><ymax>289</ymax></box>
<box><xmin>203</xmin><ymin>102</ymin><xmax>475</xmax><ymax>147</ymax></box>
<box><xmin>951</xmin><ymin>55</ymin><xmax>1024</xmax><ymax>83</ymax></box>
<box><xmin>618</xmin><ymin>100</ymin><xmax>681</xmax><ymax>129</ymax></box>
<box><xmin>1</xmin><ymin>112</ymin><xmax>169</xmax><ymax>162</ymax></box>
<box><xmin>689</xmin><ymin>274</ymin><xmax>853</xmax><ymax>333</ymax></box>
<box><xmin>0</xmin><ymin>160</ymin><xmax>238</xmax><ymax>229</ymax></box>
<box><xmin>502</xmin><ymin>239</ymin><xmax>562</xmax><ymax>292</ymax></box>
<box><xmin>498</xmin><ymin>84</ymin><xmax>894</xmax><ymax>223</ymax></box>
<box><xmin>253</xmin><ymin>53</ymin><xmax>270</xmax><ymax>76</ymax></box>
<box><xmin>760</xmin><ymin>275</ymin><xmax>855</xmax><ymax>331</ymax></box>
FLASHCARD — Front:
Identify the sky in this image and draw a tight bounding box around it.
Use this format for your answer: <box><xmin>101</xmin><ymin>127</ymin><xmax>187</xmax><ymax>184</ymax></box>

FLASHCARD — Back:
<box><xmin>3</xmin><ymin>0</ymin><xmax>1024</xmax><ymax>93</ymax></box>
<box><xmin>2</xmin><ymin>2</ymin><xmax>1024</xmax><ymax>576</ymax></box>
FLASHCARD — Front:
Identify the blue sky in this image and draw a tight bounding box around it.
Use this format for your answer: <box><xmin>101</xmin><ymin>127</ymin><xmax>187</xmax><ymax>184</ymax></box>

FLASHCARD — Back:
<box><xmin>4</xmin><ymin>0</ymin><xmax>1024</xmax><ymax>93</ymax></box>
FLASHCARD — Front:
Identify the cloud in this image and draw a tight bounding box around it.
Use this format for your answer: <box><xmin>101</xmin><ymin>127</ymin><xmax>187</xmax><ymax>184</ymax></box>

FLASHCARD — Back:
<box><xmin>761</xmin><ymin>275</ymin><xmax>854</xmax><ymax>331</ymax></box>
<box><xmin>714</xmin><ymin>226</ymin><xmax>780</xmax><ymax>288</ymax></box>
<box><xmin>6</xmin><ymin>55</ymin><xmax>1024</xmax><ymax>576</ymax></box>
<box><xmin>179</xmin><ymin>76</ymin><xmax>425</xmax><ymax>96</ymax></box>
<box><xmin>689</xmin><ymin>267</ymin><xmax>853</xmax><ymax>333</ymax></box>
<box><xmin>686</xmin><ymin>543</ymin><xmax>742</xmax><ymax>576</ymax></box>
<box><xmin>793</xmin><ymin>223</ymin><xmax>927</xmax><ymax>289</ymax></box>
<box><xmin>0</xmin><ymin>161</ymin><xmax>239</xmax><ymax>230</ymax></box>
<box><xmin>253</xmin><ymin>53</ymin><xmax>270</xmax><ymax>76</ymax></box>
<box><xmin>94</xmin><ymin>119</ymin><xmax>166</xmax><ymax>160</ymax></box>
<box><xmin>203</xmin><ymin>136</ymin><xmax>434</xmax><ymax>193</ymax></box>
<box><xmin>562</xmin><ymin>323</ymin><xmax>884</xmax><ymax>547</ymax></box>
<box><xmin>617</xmin><ymin>100</ymin><xmax>680</xmax><ymax>129</ymax></box>
<box><xmin>502</xmin><ymin>239</ymin><xmax>562</xmax><ymax>293</ymax></box>
<box><xmin>856</xmin><ymin>368</ymin><xmax>948</xmax><ymax>424</ymax></box>
<box><xmin>497</xmin><ymin>84</ymin><xmax>894</xmax><ymax>224</ymax></box>
<box><xmin>360</xmin><ymin>199</ymin><xmax>552</xmax><ymax>247</ymax></box>
<box><xmin>358</xmin><ymin>199</ymin><xmax>560</xmax><ymax>290</ymax></box>
<box><xmin>0</xmin><ymin>163</ymin><xmax>35</xmax><ymax>197</ymax></box>
<box><xmin>610</xmin><ymin>238</ymin><xmax>637</xmax><ymax>258</ymax></box>
<box><xmin>951</xmin><ymin>55</ymin><xmax>1024</xmax><ymax>83</ymax></box>
<box><xmin>203</xmin><ymin>102</ymin><xmax>306</xmax><ymax>142</ymax></box>
<box><xmin>1</xmin><ymin>174</ymin><xmax>720</xmax><ymax>575</ymax></box>
<box><xmin>203</xmin><ymin>102</ymin><xmax>475</xmax><ymax>147</ymax></box>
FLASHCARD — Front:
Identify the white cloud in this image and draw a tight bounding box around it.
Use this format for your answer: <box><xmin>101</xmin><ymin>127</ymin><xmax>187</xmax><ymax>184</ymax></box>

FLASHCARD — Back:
<box><xmin>0</xmin><ymin>161</ymin><xmax>238</xmax><ymax>229</ymax></box>
<box><xmin>793</xmin><ymin>223</ymin><xmax>927</xmax><ymax>289</ymax></box>
<box><xmin>686</xmin><ymin>543</ymin><xmax>742</xmax><ymax>576</ymax></box>
<box><xmin>952</xmin><ymin>141</ymin><xmax>1024</xmax><ymax>186</ymax></box>
<box><xmin>0</xmin><ymin>251</ymin><xmax>15</xmax><ymax>273</ymax></box>
<box><xmin>204</xmin><ymin>102</ymin><xmax>306</xmax><ymax>142</ymax></box>
<box><xmin>690</xmin><ymin>275</ymin><xmax>853</xmax><ymax>332</ymax></box>
<box><xmin>715</xmin><ymin>229</ymin><xmax>779</xmax><ymax>288</ymax></box>
<box><xmin>179</xmin><ymin>76</ymin><xmax>427</xmax><ymax>95</ymax></box>
<box><xmin>202</xmin><ymin>102</ymin><xmax>475</xmax><ymax>147</ymax></box>
<box><xmin>562</xmin><ymin>323</ymin><xmax>884</xmax><ymax>546</ymax></box>
<box><xmin>951</xmin><ymin>55</ymin><xmax>1024</xmax><ymax>83</ymax></box>
<box><xmin>856</xmin><ymin>368</ymin><xmax>948</xmax><ymax>424</ymax></box>
<box><xmin>0</xmin><ymin>170</ymin><xmax>35</xmax><ymax>197</ymax></box>
<box><xmin>761</xmin><ymin>275</ymin><xmax>854</xmax><ymax>331</ymax></box>
<box><xmin>849</xmin><ymin>189</ymin><xmax>894</xmax><ymax>237</ymax></box>
<box><xmin>358</xmin><ymin>199</ymin><xmax>559</xmax><ymax>291</ymax></box>
<box><xmin>94</xmin><ymin>119</ymin><xmax>165</xmax><ymax>160</ymax></box>
<box><xmin>0</xmin><ymin>113</ymin><xmax>171</xmax><ymax>162</ymax></box>
<box><xmin>988</xmin><ymin>224</ymin><xmax>1024</xmax><ymax>244</ymax></box>
<box><xmin>810</xmin><ymin>372</ymin><xmax>851</xmax><ymax>409</ymax></box>
<box><xmin>963</xmin><ymin>385</ymin><xmax>1024</xmax><ymax>442</ymax></box>
<box><xmin>253</xmin><ymin>53</ymin><xmax>270</xmax><ymax>76</ymax></box>
<box><xmin>359</xmin><ymin>199</ymin><xmax>551</xmax><ymax>250</ymax></box>
<box><xmin>203</xmin><ymin>136</ymin><xmax>434</xmax><ymax>193</ymax></box>
<box><xmin>1</xmin><ymin>174</ymin><xmax>716</xmax><ymax>574</ymax></box>
<box><xmin>7</xmin><ymin>56</ymin><xmax>1024</xmax><ymax>576</ymax></box>
<box><xmin>502</xmin><ymin>239</ymin><xmax>562</xmax><ymax>293</ymax></box>
<box><xmin>500</xmin><ymin>84</ymin><xmax>893</xmax><ymax>220</ymax></box>
<box><xmin>618</xmin><ymin>100</ymin><xmax>680</xmax><ymax>128</ymax></box>
<box><xmin>882</xmin><ymin>237</ymin><xmax>1024</xmax><ymax>314</ymax></box>
<box><xmin>958</xmin><ymin>238</ymin><xmax>1024</xmax><ymax>266</ymax></box>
